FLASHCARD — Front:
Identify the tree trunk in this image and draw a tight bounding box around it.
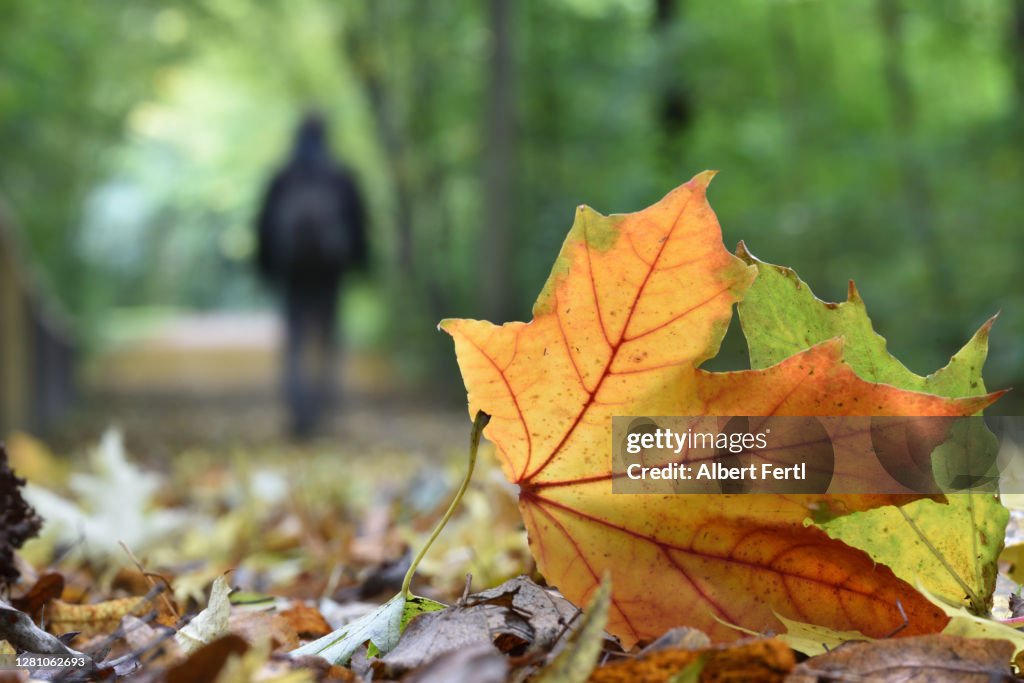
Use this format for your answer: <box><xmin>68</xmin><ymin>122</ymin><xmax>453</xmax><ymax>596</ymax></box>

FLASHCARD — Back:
<box><xmin>481</xmin><ymin>0</ymin><xmax>516</xmax><ymax>322</ymax></box>
<box><xmin>876</xmin><ymin>0</ymin><xmax>952</xmax><ymax>301</ymax></box>
<box><xmin>653</xmin><ymin>0</ymin><xmax>693</xmax><ymax>139</ymax></box>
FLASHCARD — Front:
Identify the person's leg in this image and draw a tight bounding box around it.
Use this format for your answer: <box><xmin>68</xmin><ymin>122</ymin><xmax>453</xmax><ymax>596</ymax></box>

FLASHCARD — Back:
<box><xmin>284</xmin><ymin>288</ymin><xmax>314</xmax><ymax>439</ymax></box>
<box><xmin>311</xmin><ymin>280</ymin><xmax>341</xmax><ymax>424</ymax></box>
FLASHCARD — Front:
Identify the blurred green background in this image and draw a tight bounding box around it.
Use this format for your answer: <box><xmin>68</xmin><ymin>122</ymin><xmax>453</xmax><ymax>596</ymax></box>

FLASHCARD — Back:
<box><xmin>1</xmin><ymin>0</ymin><xmax>1021</xmax><ymax>425</ymax></box>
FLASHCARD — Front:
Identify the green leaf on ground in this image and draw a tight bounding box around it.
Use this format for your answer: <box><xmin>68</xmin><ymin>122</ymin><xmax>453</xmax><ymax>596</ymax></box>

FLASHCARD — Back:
<box><xmin>773</xmin><ymin>613</ymin><xmax>872</xmax><ymax>657</ymax></box>
<box><xmin>291</xmin><ymin>593</ymin><xmax>445</xmax><ymax>665</ymax></box>
<box><xmin>737</xmin><ymin>245</ymin><xmax>1007</xmax><ymax>612</ymax></box>
<box><xmin>717</xmin><ymin>610</ymin><xmax>871</xmax><ymax>658</ymax></box>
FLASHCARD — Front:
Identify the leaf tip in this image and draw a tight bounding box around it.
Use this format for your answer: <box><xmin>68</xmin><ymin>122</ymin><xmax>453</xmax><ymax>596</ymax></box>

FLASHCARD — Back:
<box><xmin>688</xmin><ymin>170</ymin><xmax>718</xmax><ymax>191</ymax></box>
<box><xmin>735</xmin><ymin>240</ymin><xmax>755</xmax><ymax>263</ymax></box>
<box><xmin>978</xmin><ymin>311</ymin><xmax>1000</xmax><ymax>338</ymax></box>
<box><xmin>847</xmin><ymin>280</ymin><xmax>862</xmax><ymax>303</ymax></box>
<box><xmin>437</xmin><ymin>319</ymin><xmax>454</xmax><ymax>334</ymax></box>
<box><xmin>966</xmin><ymin>387</ymin><xmax>1011</xmax><ymax>414</ymax></box>
<box><xmin>988</xmin><ymin>387</ymin><xmax>1011</xmax><ymax>402</ymax></box>
<box><xmin>438</xmin><ymin>318</ymin><xmax>479</xmax><ymax>336</ymax></box>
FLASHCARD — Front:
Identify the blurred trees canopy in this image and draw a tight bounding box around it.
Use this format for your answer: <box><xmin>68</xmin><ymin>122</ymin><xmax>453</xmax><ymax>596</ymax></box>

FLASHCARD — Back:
<box><xmin>0</xmin><ymin>0</ymin><xmax>1021</xmax><ymax>409</ymax></box>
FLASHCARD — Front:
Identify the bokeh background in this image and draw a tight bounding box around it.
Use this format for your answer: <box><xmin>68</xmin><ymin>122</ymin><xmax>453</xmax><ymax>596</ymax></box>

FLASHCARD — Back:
<box><xmin>1</xmin><ymin>0</ymin><xmax>1022</xmax><ymax>445</ymax></box>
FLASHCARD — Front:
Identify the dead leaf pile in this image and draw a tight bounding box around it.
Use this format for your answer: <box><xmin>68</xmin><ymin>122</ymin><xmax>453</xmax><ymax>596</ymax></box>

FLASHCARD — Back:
<box><xmin>2</xmin><ymin>175</ymin><xmax>1021</xmax><ymax>681</ymax></box>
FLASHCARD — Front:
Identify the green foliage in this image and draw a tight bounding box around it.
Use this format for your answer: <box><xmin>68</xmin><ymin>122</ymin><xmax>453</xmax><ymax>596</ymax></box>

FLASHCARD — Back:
<box><xmin>290</xmin><ymin>592</ymin><xmax>445</xmax><ymax>665</ymax></box>
<box><xmin>0</xmin><ymin>0</ymin><xmax>1021</xmax><ymax>400</ymax></box>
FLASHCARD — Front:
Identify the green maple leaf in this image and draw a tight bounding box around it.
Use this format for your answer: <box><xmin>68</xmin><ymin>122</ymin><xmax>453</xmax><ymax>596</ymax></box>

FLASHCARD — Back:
<box><xmin>737</xmin><ymin>244</ymin><xmax>1006</xmax><ymax>613</ymax></box>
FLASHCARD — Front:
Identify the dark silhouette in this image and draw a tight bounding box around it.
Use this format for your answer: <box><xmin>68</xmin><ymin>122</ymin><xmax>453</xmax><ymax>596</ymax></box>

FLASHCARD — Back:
<box><xmin>256</xmin><ymin>113</ymin><xmax>368</xmax><ymax>438</ymax></box>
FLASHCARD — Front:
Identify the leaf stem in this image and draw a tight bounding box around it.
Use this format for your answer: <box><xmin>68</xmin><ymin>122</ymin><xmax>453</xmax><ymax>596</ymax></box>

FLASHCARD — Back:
<box><xmin>401</xmin><ymin>411</ymin><xmax>491</xmax><ymax>597</ymax></box>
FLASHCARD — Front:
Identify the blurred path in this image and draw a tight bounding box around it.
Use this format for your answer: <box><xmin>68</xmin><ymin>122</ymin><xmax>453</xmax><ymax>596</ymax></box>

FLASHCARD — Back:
<box><xmin>55</xmin><ymin>312</ymin><xmax>469</xmax><ymax>461</ymax></box>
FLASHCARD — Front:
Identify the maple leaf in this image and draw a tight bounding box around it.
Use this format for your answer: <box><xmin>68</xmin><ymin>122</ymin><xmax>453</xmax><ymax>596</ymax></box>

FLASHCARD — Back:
<box><xmin>441</xmin><ymin>172</ymin><xmax>1001</xmax><ymax>646</ymax></box>
<box><xmin>736</xmin><ymin>247</ymin><xmax>1007</xmax><ymax>612</ymax></box>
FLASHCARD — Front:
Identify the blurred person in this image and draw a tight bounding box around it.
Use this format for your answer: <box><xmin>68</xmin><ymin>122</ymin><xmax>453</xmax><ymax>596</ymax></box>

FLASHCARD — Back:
<box><xmin>255</xmin><ymin>112</ymin><xmax>368</xmax><ymax>438</ymax></box>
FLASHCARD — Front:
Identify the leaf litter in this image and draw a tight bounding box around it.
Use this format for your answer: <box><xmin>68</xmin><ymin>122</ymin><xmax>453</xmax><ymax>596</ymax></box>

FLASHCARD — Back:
<box><xmin>2</xmin><ymin>176</ymin><xmax>1023</xmax><ymax>680</ymax></box>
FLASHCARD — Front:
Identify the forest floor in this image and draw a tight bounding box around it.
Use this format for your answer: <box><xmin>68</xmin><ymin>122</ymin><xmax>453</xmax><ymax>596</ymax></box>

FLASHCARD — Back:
<box><xmin>5</xmin><ymin>312</ymin><xmax>1023</xmax><ymax>681</ymax></box>
<box><xmin>3</xmin><ymin>311</ymin><xmax>537</xmax><ymax>678</ymax></box>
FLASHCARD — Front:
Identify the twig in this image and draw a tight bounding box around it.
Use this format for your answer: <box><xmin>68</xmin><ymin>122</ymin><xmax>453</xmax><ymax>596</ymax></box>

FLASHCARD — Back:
<box><xmin>119</xmin><ymin>541</ymin><xmax>179</xmax><ymax>619</ymax></box>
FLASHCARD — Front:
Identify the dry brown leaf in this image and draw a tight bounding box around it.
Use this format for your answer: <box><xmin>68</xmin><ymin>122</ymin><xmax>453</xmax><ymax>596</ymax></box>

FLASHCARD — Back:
<box><xmin>228</xmin><ymin>610</ymin><xmax>299</xmax><ymax>651</ymax></box>
<box><xmin>589</xmin><ymin>637</ymin><xmax>794</xmax><ymax>683</ymax></box>
<box><xmin>279</xmin><ymin>603</ymin><xmax>333</xmax><ymax>639</ymax></box>
<box><xmin>46</xmin><ymin>595</ymin><xmax>175</xmax><ymax>637</ymax></box>
<box><xmin>121</xmin><ymin>614</ymin><xmax>184</xmax><ymax>670</ymax></box>
<box><xmin>403</xmin><ymin>643</ymin><xmax>508</xmax><ymax>683</ymax></box>
<box><xmin>164</xmin><ymin>634</ymin><xmax>249</xmax><ymax>683</ymax></box>
<box><xmin>10</xmin><ymin>572</ymin><xmax>64</xmax><ymax>619</ymax></box>
<box><xmin>112</xmin><ymin>566</ymin><xmax>161</xmax><ymax>596</ymax></box>
<box><xmin>787</xmin><ymin>634</ymin><xmax>1015</xmax><ymax>682</ymax></box>
<box><xmin>373</xmin><ymin>604</ymin><xmax>496</xmax><ymax>679</ymax></box>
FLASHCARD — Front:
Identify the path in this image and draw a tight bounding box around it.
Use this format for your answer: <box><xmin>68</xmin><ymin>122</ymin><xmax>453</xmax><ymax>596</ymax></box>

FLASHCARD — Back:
<box><xmin>54</xmin><ymin>311</ymin><xmax>469</xmax><ymax>461</ymax></box>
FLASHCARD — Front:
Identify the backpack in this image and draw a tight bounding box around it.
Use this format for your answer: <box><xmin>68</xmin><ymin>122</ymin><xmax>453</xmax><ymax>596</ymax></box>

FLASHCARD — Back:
<box><xmin>271</xmin><ymin>170</ymin><xmax>352</xmax><ymax>277</ymax></box>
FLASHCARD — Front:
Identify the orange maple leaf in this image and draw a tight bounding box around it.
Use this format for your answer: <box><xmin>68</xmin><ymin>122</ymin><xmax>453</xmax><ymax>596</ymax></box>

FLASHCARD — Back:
<box><xmin>441</xmin><ymin>172</ymin><xmax>1000</xmax><ymax>646</ymax></box>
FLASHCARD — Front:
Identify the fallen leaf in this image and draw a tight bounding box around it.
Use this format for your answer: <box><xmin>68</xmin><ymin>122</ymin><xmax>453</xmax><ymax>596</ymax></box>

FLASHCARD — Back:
<box><xmin>112</xmin><ymin>566</ymin><xmax>160</xmax><ymax>597</ymax></box>
<box><xmin>11</xmin><ymin>572</ymin><xmax>63</xmax><ymax>620</ymax></box>
<box><xmin>228</xmin><ymin>609</ymin><xmax>299</xmax><ymax>651</ymax></box>
<box><xmin>1001</xmin><ymin>543</ymin><xmax>1024</xmax><ymax>585</ymax></box>
<box><xmin>403</xmin><ymin>643</ymin><xmax>508</xmax><ymax>683</ymax></box>
<box><xmin>640</xmin><ymin>627</ymin><xmax>711</xmax><ymax>654</ymax></box>
<box><xmin>290</xmin><ymin>593</ymin><xmax>444</xmax><ymax>665</ymax></box>
<box><xmin>279</xmin><ymin>603</ymin><xmax>333</xmax><ymax>639</ymax></box>
<box><xmin>533</xmin><ymin>575</ymin><xmax>610</xmax><ymax>683</ymax></box>
<box><xmin>47</xmin><ymin>595</ymin><xmax>160</xmax><ymax>638</ymax></box>
<box><xmin>919</xmin><ymin>584</ymin><xmax>1024</xmax><ymax>659</ymax></box>
<box><xmin>372</xmin><ymin>601</ymin><xmax>497</xmax><ymax>678</ymax></box>
<box><xmin>165</xmin><ymin>634</ymin><xmax>249</xmax><ymax>683</ymax></box>
<box><xmin>465</xmin><ymin>575</ymin><xmax>580</xmax><ymax>652</ymax></box>
<box><xmin>120</xmin><ymin>614</ymin><xmax>184</xmax><ymax>671</ymax></box>
<box><xmin>786</xmin><ymin>634</ymin><xmax>1014</xmax><ymax>682</ymax></box>
<box><xmin>720</xmin><ymin>611</ymin><xmax>872</xmax><ymax>658</ymax></box>
<box><xmin>213</xmin><ymin>638</ymin><xmax>314</xmax><ymax>683</ymax></box>
<box><xmin>738</xmin><ymin>247</ymin><xmax>1006</xmax><ymax>612</ymax></box>
<box><xmin>735</xmin><ymin>245</ymin><xmax>991</xmax><ymax>397</ymax></box>
<box><xmin>443</xmin><ymin>173</ymin><xmax>1000</xmax><ymax>644</ymax></box>
<box><xmin>588</xmin><ymin>637</ymin><xmax>793</xmax><ymax>683</ymax></box>
<box><xmin>375</xmin><ymin>575</ymin><xmax>578</xmax><ymax>678</ymax></box>
<box><xmin>770</xmin><ymin>613</ymin><xmax>870</xmax><ymax>658</ymax></box>
<box><xmin>176</xmin><ymin>575</ymin><xmax>232</xmax><ymax>655</ymax></box>
<box><xmin>23</xmin><ymin>430</ymin><xmax>187</xmax><ymax>562</ymax></box>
